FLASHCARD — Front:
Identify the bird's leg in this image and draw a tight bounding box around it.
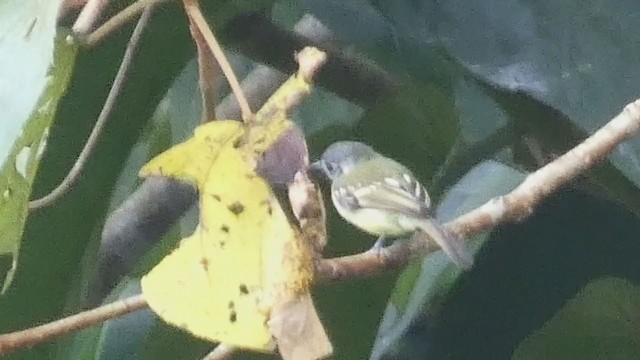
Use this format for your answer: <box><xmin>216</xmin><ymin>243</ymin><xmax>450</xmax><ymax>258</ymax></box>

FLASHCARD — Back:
<box><xmin>371</xmin><ymin>235</ymin><xmax>386</xmax><ymax>251</ymax></box>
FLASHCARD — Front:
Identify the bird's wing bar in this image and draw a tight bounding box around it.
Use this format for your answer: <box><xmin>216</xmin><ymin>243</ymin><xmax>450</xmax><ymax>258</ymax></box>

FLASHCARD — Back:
<box><xmin>333</xmin><ymin>173</ymin><xmax>430</xmax><ymax>217</ymax></box>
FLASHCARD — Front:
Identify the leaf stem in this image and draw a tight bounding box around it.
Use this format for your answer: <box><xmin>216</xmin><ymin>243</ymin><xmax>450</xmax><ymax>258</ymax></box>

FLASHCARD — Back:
<box><xmin>182</xmin><ymin>0</ymin><xmax>253</xmax><ymax>122</ymax></box>
<box><xmin>29</xmin><ymin>4</ymin><xmax>156</xmax><ymax>211</ymax></box>
<box><xmin>82</xmin><ymin>0</ymin><xmax>169</xmax><ymax>47</ymax></box>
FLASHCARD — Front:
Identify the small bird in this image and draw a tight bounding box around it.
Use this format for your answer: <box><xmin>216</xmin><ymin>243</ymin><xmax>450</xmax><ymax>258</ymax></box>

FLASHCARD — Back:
<box><xmin>310</xmin><ymin>141</ymin><xmax>473</xmax><ymax>269</ymax></box>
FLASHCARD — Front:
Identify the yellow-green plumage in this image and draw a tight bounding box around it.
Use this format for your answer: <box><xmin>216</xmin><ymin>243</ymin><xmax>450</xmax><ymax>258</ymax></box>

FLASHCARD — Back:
<box><xmin>318</xmin><ymin>143</ymin><xmax>473</xmax><ymax>269</ymax></box>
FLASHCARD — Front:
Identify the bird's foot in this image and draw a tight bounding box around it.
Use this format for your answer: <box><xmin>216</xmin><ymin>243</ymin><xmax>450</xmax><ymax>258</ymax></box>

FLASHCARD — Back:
<box><xmin>367</xmin><ymin>236</ymin><xmax>387</xmax><ymax>257</ymax></box>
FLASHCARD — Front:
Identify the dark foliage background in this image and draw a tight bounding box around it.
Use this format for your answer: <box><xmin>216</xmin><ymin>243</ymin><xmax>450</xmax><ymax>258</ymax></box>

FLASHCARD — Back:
<box><xmin>2</xmin><ymin>1</ymin><xmax>640</xmax><ymax>359</ymax></box>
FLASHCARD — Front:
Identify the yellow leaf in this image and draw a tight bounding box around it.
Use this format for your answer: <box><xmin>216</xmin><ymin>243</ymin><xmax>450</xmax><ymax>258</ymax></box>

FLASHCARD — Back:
<box><xmin>140</xmin><ymin>118</ymin><xmax>318</xmax><ymax>352</ymax></box>
<box><xmin>139</xmin><ymin>120</ymin><xmax>243</xmax><ymax>188</ymax></box>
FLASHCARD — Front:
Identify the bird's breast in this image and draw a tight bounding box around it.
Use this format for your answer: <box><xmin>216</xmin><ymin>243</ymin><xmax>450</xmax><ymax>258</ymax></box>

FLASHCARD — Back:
<box><xmin>332</xmin><ymin>193</ymin><xmax>409</xmax><ymax>236</ymax></box>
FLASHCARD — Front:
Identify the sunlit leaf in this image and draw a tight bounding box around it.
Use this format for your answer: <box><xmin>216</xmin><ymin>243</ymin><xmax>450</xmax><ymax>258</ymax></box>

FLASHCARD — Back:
<box><xmin>0</xmin><ymin>33</ymin><xmax>76</xmax><ymax>292</ymax></box>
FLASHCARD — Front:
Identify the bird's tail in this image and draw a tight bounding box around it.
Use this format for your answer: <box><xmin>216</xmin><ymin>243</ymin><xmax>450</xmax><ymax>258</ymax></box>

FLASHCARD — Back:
<box><xmin>405</xmin><ymin>217</ymin><xmax>473</xmax><ymax>269</ymax></box>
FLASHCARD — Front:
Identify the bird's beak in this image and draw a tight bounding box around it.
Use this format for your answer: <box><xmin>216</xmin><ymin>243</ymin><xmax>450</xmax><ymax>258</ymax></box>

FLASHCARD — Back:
<box><xmin>308</xmin><ymin>160</ymin><xmax>326</xmax><ymax>178</ymax></box>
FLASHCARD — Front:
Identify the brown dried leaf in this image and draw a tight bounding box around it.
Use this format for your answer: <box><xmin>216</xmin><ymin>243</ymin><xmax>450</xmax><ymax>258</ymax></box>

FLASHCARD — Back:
<box><xmin>269</xmin><ymin>293</ymin><xmax>333</xmax><ymax>360</ymax></box>
<box><xmin>288</xmin><ymin>171</ymin><xmax>327</xmax><ymax>255</ymax></box>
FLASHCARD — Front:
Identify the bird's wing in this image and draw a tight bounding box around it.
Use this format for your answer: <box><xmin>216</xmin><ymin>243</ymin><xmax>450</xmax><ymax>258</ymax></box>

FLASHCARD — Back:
<box><xmin>333</xmin><ymin>169</ymin><xmax>430</xmax><ymax>218</ymax></box>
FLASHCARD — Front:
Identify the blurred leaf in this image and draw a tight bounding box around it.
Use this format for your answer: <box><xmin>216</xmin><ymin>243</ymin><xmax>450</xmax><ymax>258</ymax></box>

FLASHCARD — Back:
<box><xmin>513</xmin><ymin>276</ymin><xmax>640</xmax><ymax>360</ymax></box>
<box><xmin>0</xmin><ymin>4</ymin><xmax>197</xmax><ymax>358</ymax></box>
<box><xmin>0</xmin><ymin>33</ymin><xmax>77</xmax><ymax>292</ymax></box>
<box><xmin>438</xmin><ymin>0</ymin><xmax>640</xmax><ymax>130</ymax></box>
<box><xmin>293</xmin><ymin>87</ymin><xmax>363</xmax><ymax>138</ymax></box>
<box><xmin>166</xmin><ymin>59</ymin><xmax>203</xmax><ymax>144</ymax></box>
<box><xmin>371</xmin><ymin>161</ymin><xmax>526</xmax><ymax>359</ymax></box>
<box><xmin>357</xmin><ymin>83</ymin><xmax>459</xmax><ymax>184</ymax></box>
<box><xmin>303</xmin><ymin>0</ymin><xmax>640</xmax><ymax>219</ymax></box>
<box><xmin>300</xmin><ymin>0</ymin><xmax>455</xmax><ymax>84</ymax></box>
<box><xmin>0</xmin><ymin>0</ymin><xmax>65</xmax><ymax>163</ymax></box>
<box><xmin>434</xmin><ymin>0</ymin><xmax>640</xmax><ymax>185</ymax></box>
<box><xmin>473</xmin><ymin>80</ymin><xmax>640</xmax><ymax>218</ymax></box>
<box><xmin>80</xmin><ymin>97</ymin><xmax>176</xmax><ymax>306</ymax></box>
<box><xmin>383</xmin><ymin>189</ymin><xmax>640</xmax><ymax>359</ymax></box>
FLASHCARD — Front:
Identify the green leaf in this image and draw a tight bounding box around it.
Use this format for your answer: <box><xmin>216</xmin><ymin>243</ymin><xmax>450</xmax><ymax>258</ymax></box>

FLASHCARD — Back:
<box><xmin>0</xmin><ymin>33</ymin><xmax>77</xmax><ymax>292</ymax></box>
<box><xmin>0</xmin><ymin>0</ymin><xmax>65</xmax><ymax>163</ymax></box>
<box><xmin>433</xmin><ymin>0</ymin><xmax>640</xmax><ymax>199</ymax></box>
<box><xmin>0</xmin><ymin>5</ymin><xmax>197</xmax><ymax>358</ymax></box>
<box><xmin>356</xmin><ymin>83</ymin><xmax>459</xmax><ymax>184</ymax></box>
<box><xmin>371</xmin><ymin>161</ymin><xmax>527</xmax><ymax>359</ymax></box>
<box><xmin>514</xmin><ymin>277</ymin><xmax>640</xmax><ymax>360</ymax></box>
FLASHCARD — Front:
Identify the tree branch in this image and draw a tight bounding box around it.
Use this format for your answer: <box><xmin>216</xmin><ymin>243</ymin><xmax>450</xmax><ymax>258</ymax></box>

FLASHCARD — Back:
<box><xmin>71</xmin><ymin>0</ymin><xmax>110</xmax><ymax>35</ymax></box>
<box><xmin>317</xmin><ymin>99</ymin><xmax>640</xmax><ymax>281</ymax></box>
<box><xmin>4</xmin><ymin>97</ymin><xmax>640</xmax><ymax>355</ymax></box>
<box><xmin>0</xmin><ymin>295</ymin><xmax>147</xmax><ymax>355</ymax></box>
<box><xmin>202</xmin><ymin>344</ymin><xmax>237</xmax><ymax>360</ymax></box>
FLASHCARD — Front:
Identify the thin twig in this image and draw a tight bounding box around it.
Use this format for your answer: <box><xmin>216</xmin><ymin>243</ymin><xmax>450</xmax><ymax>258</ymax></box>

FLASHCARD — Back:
<box><xmin>0</xmin><ymin>295</ymin><xmax>147</xmax><ymax>355</ymax></box>
<box><xmin>202</xmin><ymin>344</ymin><xmax>237</xmax><ymax>360</ymax></box>
<box><xmin>448</xmin><ymin>99</ymin><xmax>640</xmax><ymax>239</ymax></box>
<box><xmin>29</xmin><ymin>5</ymin><xmax>156</xmax><ymax>211</ymax></box>
<box><xmin>186</xmin><ymin>4</ymin><xmax>219</xmax><ymax>123</ymax></box>
<box><xmin>83</xmin><ymin>0</ymin><xmax>169</xmax><ymax>47</ymax></box>
<box><xmin>0</xmin><ymin>45</ymin><xmax>329</xmax><ymax>354</ymax></box>
<box><xmin>5</xmin><ymin>78</ymin><xmax>640</xmax><ymax>359</ymax></box>
<box><xmin>72</xmin><ymin>0</ymin><xmax>110</xmax><ymax>35</ymax></box>
<box><xmin>89</xmin><ymin>15</ymin><xmax>335</xmax><ymax>306</ymax></box>
<box><xmin>317</xmin><ymin>99</ymin><xmax>640</xmax><ymax>281</ymax></box>
<box><xmin>182</xmin><ymin>0</ymin><xmax>252</xmax><ymax>121</ymax></box>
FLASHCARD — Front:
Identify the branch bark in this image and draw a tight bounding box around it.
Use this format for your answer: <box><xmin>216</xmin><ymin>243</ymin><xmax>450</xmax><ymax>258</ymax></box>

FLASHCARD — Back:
<box><xmin>0</xmin><ymin>295</ymin><xmax>147</xmax><ymax>355</ymax></box>
<box><xmin>4</xmin><ymin>97</ymin><xmax>640</xmax><ymax>354</ymax></box>
<box><xmin>317</xmin><ymin>99</ymin><xmax>640</xmax><ymax>281</ymax></box>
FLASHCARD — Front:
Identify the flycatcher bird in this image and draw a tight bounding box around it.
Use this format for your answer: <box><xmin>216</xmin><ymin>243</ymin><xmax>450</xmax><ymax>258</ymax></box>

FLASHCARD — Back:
<box><xmin>311</xmin><ymin>141</ymin><xmax>473</xmax><ymax>269</ymax></box>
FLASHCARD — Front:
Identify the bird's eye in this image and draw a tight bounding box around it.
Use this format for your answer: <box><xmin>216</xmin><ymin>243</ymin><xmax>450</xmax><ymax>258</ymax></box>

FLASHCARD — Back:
<box><xmin>324</xmin><ymin>162</ymin><xmax>340</xmax><ymax>176</ymax></box>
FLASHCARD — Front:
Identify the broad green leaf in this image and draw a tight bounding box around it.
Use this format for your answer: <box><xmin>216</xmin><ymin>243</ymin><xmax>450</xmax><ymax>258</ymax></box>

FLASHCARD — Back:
<box><xmin>514</xmin><ymin>277</ymin><xmax>640</xmax><ymax>360</ymax></box>
<box><xmin>371</xmin><ymin>161</ymin><xmax>527</xmax><ymax>359</ymax></box>
<box><xmin>0</xmin><ymin>33</ymin><xmax>77</xmax><ymax>292</ymax></box>
<box><xmin>356</xmin><ymin>83</ymin><xmax>459</xmax><ymax>185</ymax></box>
<box><xmin>302</xmin><ymin>0</ymin><xmax>640</xmax><ymax>222</ymax></box>
<box><xmin>0</xmin><ymin>0</ymin><xmax>65</xmax><ymax>163</ymax></box>
<box><xmin>433</xmin><ymin>0</ymin><xmax>640</xmax><ymax>192</ymax></box>
<box><xmin>0</xmin><ymin>5</ymin><xmax>197</xmax><ymax>359</ymax></box>
<box><xmin>372</xmin><ymin>187</ymin><xmax>640</xmax><ymax>359</ymax></box>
